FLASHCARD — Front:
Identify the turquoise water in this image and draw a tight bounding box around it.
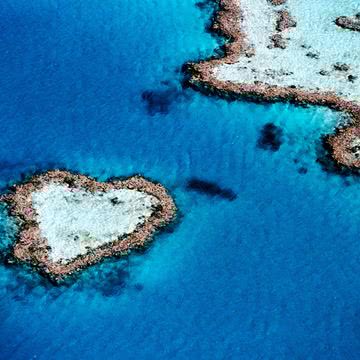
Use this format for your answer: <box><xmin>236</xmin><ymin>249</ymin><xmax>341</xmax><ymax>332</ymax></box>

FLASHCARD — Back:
<box><xmin>1</xmin><ymin>0</ymin><xmax>360</xmax><ymax>359</ymax></box>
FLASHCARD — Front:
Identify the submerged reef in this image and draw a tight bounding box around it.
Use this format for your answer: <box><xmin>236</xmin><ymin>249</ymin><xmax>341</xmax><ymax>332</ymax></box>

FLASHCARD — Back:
<box><xmin>141</xmin><ymin>85</ymin><xmax>182</xmax><ymax>116</ymax></box>
<box><xmin>0</xmin><ymin>170</ymin><xmax>176</xmax><ymax>281</ymax></box>
<box><xmin>186</xmin><ymin>0</ymin><xmax>360</xmax><ymax>170</ymax></box>
<box><xmin>257</xmin><ymin>123</ymin><xmax>283</xmax><ymax>151</ymax></box>
<box><xmin>186</xmin><ymin>178</ymin><xmax>236</xmax><ymax>201</ymax></box>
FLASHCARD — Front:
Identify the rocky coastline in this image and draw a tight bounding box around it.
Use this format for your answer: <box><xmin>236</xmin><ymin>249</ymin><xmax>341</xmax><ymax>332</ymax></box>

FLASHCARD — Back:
<box><xmin>186</xmin><ymin>0</ymin><xmax>360</xmax><ymax>170</ymax></box>
<box><xmin>0</xmin><ymin>170</ymin><xmax>176</xmax><ymax>281</ymax></box>
<box><xmin>327</xmin><ymin>126</ymin><xmax>360</xmax><ymax>169</ymax></box>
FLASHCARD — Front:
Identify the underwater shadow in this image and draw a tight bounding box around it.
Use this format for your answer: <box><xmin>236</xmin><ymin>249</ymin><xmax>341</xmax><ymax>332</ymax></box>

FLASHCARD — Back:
<box><xmin>257</xmin><ymin>123</ymin><xmax>284</xmax><ymax>152</ymax></box>
<box><xmin>1</xmin><ymin>255</ymin><xmax>145</xmax><ymax>302</ymax></box>
<box><xmin>186</xmin><ymin>178</ymin><xmax>237</xmax><ymax>201</ymax></box>
<box><xmin>141</xmin><ymin>80</ymin><xmax>186</xmax><ymax>116</ymax></box>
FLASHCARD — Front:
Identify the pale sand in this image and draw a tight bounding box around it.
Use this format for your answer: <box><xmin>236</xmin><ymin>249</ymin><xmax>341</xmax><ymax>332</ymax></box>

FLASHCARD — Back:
<box><xmin>32</xmin><ymin>184</ymin><xmax>159</xmax><ymax>263</ymax></box>
<box><xmin>214</xmin><ymin>0</ymin><xmax>360</xmax><ymax>104</ymax></box>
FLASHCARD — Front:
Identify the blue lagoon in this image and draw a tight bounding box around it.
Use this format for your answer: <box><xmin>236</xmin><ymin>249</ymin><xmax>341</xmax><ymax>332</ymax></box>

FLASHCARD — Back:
<box><xmin>0</xmin><ymin>0</ymin><xmax>360</xmax><ymax>359</ymax></box>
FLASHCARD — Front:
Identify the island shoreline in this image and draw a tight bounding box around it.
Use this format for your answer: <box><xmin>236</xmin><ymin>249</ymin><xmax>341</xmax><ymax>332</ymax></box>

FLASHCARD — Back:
<box><xmin>185</xmin><ymin>0</ymin><xmax>360</xmax><ymax>170</ymax></box>
<box><xmin>1</xmin><ymin>170</ymin><xmax>177</xmax><ymax>282</ymax></box>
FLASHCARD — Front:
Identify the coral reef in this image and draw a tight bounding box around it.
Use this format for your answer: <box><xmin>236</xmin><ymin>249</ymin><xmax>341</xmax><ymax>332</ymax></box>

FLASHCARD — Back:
<box><xmin>186</xmin><ymin>0</ymin><xmax>360</xmax><ymax>169</ymax></box>
<box><xmin>0</xmin><ymin>170</ymin><xmax>176</xmax><ymax>281</ymax></box>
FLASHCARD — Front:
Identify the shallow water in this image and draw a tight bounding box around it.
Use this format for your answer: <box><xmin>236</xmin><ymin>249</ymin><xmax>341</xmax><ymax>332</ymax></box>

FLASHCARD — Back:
<box><xmin>0</xmin><ymin>0</ymin><xmax>360</xmax><ymax>359</ymax></box>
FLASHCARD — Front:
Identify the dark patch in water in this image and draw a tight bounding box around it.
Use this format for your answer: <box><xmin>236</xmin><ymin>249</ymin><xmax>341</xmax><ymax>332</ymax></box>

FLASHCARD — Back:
<box><xmin>141</xmin><ymin>84</ymin><xmax>183</xmax><ymax>116</ymax></box>
<box><xmin>1</xmin><ymin>261</ymin><xmax>54</xmax><ymax>303</ymax></box>
<box><xmin>257</xmin><ymin>123</ymin><xmax>283</xmax><ymax>151</ymax></box>
<box><xmin>134</xmin><ymin>283</ymin><xmax>144</xmax><ymax>292</ymax></box>
<box><xmin>1</xmin><ymin>248</ymin><xmax>139</xmax><ymax>298</ymax></box>
<box><xmin>66</xmin><ymin>258</ymin><xmax>132</xmax><ymax>297</ymax></box>
<box><xmin>195</xmin><ymin>1</ymin><xmax>211</xmax><ymax>10</ymax></box>
<box><xmin>298</xmin><ymin>167</ymin><xmax>308</xmax><ymax>175</ymax></box>
<box><xmin>186</xmin><ymin>178</ymin><xmax>237</xmax><ymax>201</ymax></box>
<box><xmin>97</xmin><ymin>269</ymin><xmax>129</xmax><ymax>297</ymax></box>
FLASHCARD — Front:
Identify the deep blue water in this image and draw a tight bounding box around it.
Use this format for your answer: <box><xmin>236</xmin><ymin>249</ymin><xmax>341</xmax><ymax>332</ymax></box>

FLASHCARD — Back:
<box><xmin>0</xmin><ymin>1</ymin><xmax>360</xmax><ymax>359</ymax></box>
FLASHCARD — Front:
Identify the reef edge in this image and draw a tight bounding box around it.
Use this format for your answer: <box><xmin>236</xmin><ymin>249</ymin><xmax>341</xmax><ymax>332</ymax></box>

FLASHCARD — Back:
<box><xmin>185</xmin><ymin>0</ymin><xmax>360</xmax><ymax>170</ymax></box>
<box><xmin>0</xmin><ymin>170</ymin><xmax>177</xmax><ymax>282</ymax></box>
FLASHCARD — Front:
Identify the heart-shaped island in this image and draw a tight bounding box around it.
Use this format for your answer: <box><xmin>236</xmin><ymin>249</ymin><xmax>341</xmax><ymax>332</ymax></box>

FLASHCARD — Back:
<box><xmin>1</xmin><ymin>170</ymin><xmax>176</xmax><ymax>281</ymax></box>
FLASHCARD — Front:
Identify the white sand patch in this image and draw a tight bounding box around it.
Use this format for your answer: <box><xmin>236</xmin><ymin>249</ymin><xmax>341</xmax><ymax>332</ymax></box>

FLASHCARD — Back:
<box><xmin>215</xmin><ymin>0</ymin><xmax>360</xmax><ymax>103</ymax></box>
<box><xmin>32</xmin><ymin>184</ymin><xmax>159</xmax><ymax>263</ymax></box>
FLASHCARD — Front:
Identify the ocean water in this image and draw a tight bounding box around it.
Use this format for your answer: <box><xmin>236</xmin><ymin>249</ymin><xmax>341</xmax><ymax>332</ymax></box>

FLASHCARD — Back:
<box><xmin>0</xmin><ymin>0</ymin><xmax>360</xmax><ymax>359</ymax></box>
